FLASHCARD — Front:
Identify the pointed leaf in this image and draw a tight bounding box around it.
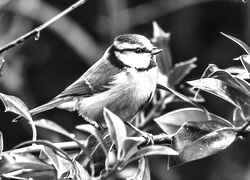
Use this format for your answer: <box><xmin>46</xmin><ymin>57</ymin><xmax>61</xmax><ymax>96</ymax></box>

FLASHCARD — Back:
<box><xmin>157</xmin><ymin>84</ymin><xmax>210</xmax><ymax>117</ymax></box>
<box><xmin>103</xmin><ymin>108</ymin><xmax>127</xmax><ymax>160</ymax></box>
<box><xmin>123</xmin><ymin>137</ymin><xmax>144</xmax><ymax>159</ymax></box>
<box><xmin>119</xmin><ymin>145</ymin><xmax>178</xmax><ymax>170</ymax></box>
<box><xmin>169</xmin><ymin>121</ymin><xmax>236</xmax><ymax>168</ymax></box>
<box><xmin>0</xmin><ymin>93</ymin><xmax>37</xmax><ymax>141</ymax></box>
<box><xmin>40</xmin><ymin>146</ymin><xmax>68</xmax><ymax>179</ymax></box>
<box><xmin>187</xmin><ymin>78</ymin><xmax>241</xmax><ymax>107</ymax></box>
<box><xmin>0</xmin><ymin>93</ymin><xmax>31</xmax><ymax>121</ymax></box>
<box><xmin>233</xmin><ymin>107</ymin><xmax>243</xmax><ymax>125</ymax></box>
<box><xmin>152</xmin><ymin>21</ymin><xmax>172</xmax><ymax>75</ymax></box>
<box><xmin>225</xmin><ymin>66</ymin><xmax>249</xmax><ymax>79</ymax></box>
<box><xmin>76</xmin><ymin>132</ymin><xmax>112</xmax><ymax>177</ymax></box>
<box><xmin>168</xmin><ymin>57</ymin><xmax>197</xmax><ymax>86</ymax></box>
<box><xmin>209</xmin><ymin>69</ymin><xmax>250</xmax><ymax>96</ymax></box>
<box><xmin>237</xmin><ymin>55</ymin><xmax>250</xmax><ymax>76</ymax></box>
<box><xmin>193</xmin><ymin>64</ymin><xmax>219</xmax><ymax>101</ymax></box>
<box><xmin>0</xmin><ymin>55</ymin><xmax>5</xmax><ymax>77</ymax></box>
<box><xmin>120</xmin><ymin>137</ymin><xmax>145</xmax><ymax>168</ymax></box>
<box><xmin>239</xmin><ymin>104</ymin><xmax>250</xmax><ymax>120</ymax></box>
<box><xmin>0</xmin><ymin>132</ymin><xmax>3</xmax><ymax>155</ymax></box>
<box><xmin>127</xmin><ymin>157</ymin><xmax>150</xmax><ymax>180</ymax></box>
<box><xmin>34</xmin><ymin>119</ymin><xmax>72</xmax><ymax>137</ymax></box>
<box><xmin>34</xmin><ymin>119</ymin><xmax>92</xmax><ymax>161</ymax></box>
<box><xmin>201</xmin><ymin>64</ymin><xmax>219</xmax><ymax>78</ymax></box>
<box><xmin>0</xmin><ymin>152</ymin><xmax>54</xmax><ymax>174</ymax></box>
<box><xmin>129</xmin><ymin>145</ymin><xmax>178</xmax><ymax>164</ymax></box>
<box><xmin>155</xmin><ymin>108</ymin><xmax>233</xmax><ymax>134</ymax></box>
<box><xmin>76</xmin><ymin>124</ymin><xmax>108</xmax><ymax>156</ymax></box>
<box><xmin>14</xmin><ymin>140</ymin><xmax>73</xmax><ymax>164</ymax></box>
<box><xmin>74</xmin><ymin>161</ymin><xmax>91</xmax><ymax>180</ymax></box>
<box><xmin>221</xmin><ymin>32</ymin><xmax>250</xmax><ymax>54</ymax></box>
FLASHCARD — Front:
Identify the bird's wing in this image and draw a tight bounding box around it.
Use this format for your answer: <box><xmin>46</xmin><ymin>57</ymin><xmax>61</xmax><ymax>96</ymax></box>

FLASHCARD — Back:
<box><xmin>55</xmin><ymin>58</ymin><xmax>122</xmax><ymax>98</ymax></box>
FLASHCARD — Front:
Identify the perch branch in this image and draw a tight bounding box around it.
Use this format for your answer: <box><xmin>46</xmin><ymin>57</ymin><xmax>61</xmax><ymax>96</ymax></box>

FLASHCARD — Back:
<box><xmin>3</xmin><ymin>133</ymin><xmax>172</xmax><ymax>154</ymax></box>
<box><xmin>0</xmin><ymin>0</ymin><xmax>87</xmax><ymax>54</ymax></box>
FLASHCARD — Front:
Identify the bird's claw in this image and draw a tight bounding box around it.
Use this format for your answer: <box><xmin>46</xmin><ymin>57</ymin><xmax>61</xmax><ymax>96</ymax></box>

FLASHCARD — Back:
<box><xmin>140</xmin><ymin>131</ymin><xmax>154</xmax><ymax>145</ymax></box>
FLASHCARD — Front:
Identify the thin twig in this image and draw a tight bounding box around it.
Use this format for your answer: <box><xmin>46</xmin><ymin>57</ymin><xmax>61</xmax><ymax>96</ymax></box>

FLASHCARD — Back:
<box><xmin>0</xmin><ymin>0</ymin><xmax>87</xmax><ymax>54</ymax></box>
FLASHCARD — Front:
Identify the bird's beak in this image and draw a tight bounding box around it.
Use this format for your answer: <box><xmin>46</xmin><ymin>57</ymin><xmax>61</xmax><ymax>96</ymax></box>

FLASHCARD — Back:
<box><xmin>151</xmin><ymin>48</ymin><xmax>163</xmax><ymax>55</ymax></box>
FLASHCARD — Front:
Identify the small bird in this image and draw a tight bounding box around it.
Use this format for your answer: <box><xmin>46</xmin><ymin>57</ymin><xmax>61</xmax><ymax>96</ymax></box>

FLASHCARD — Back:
<box><xmin>28</xmin><ymin>34</ymin><xmax>162</xmax><ymax>128</ymax></box>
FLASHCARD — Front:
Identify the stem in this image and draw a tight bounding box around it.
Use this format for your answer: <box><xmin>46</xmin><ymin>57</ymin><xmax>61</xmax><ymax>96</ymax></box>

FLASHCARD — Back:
<box><xmin>138</xmin><ymin>92</ymin><xmax>174</xmax><ymax>131</ymax></box>
<box><xmin>0</xmin><ymin>0</ymin><xmax>87</xmax><ymax>54</ymax></box>
<box><xmin>237</xmin><ymin>120</ymin><xmax>250</xmax><ymax>137</ymax></box>
<box><xmin>3</xmin><ymin>133</ymin><xmax>171</xmax><ymax>154</ymax></box>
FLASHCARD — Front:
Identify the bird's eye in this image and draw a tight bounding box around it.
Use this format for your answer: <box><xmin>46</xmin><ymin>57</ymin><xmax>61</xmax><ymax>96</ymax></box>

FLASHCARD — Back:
<box><xmin>134</xmin><ymin>48</ymin><xmax>142</xmax><ymax>53</ymax></box>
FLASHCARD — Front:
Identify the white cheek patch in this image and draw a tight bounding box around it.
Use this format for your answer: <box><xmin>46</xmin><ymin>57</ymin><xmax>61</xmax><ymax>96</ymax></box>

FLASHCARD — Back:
<box><xmin>115</xmin><ymin>51</ymin><xmax>152</xmax><ymax>69</ymax></box>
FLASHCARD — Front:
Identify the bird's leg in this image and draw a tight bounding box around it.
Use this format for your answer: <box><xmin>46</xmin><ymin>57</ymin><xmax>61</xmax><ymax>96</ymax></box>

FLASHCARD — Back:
<box><xmin>125</xmin><ymin>122</ymin><xmax>154</xmax><ymax>145</ymax></box>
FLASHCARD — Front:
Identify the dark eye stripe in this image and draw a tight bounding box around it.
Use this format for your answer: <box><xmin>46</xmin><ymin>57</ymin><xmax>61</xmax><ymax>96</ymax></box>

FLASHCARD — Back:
<box><xmin>114</xmin><ymin>47</ymin><xmax>150</xmax><ymax>54</ymax></box>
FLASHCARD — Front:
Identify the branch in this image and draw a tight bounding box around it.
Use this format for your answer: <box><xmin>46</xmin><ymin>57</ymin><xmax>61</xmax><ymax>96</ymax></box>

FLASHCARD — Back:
<box><xmin>3</xmin><ymin>133</ymin><xmax>172</xmax><ymax>154</ymax></box>
<box><xmin>0</xmin><ymin>0</ymin><xmax>87</xmax><ymax>54</ymax></box>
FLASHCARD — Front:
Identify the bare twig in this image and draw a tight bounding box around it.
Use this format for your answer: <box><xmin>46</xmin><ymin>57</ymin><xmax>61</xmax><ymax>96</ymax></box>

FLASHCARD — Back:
<box><xmin>4</xmin><ymin>1</ymin><xmax>102</xmax><ymax>64</ymax></box>
<box><xmin>0</xmin><ymin>0</ymin><xmax>87</xmax><ymax>54</ymax></box>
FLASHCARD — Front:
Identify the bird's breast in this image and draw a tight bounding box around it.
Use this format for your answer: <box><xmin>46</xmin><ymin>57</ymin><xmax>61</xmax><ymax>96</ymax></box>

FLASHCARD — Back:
<box><xmin>76</xmin><ymin>67</ymin><xmax>157</xmax><ymax>124</ymax></box>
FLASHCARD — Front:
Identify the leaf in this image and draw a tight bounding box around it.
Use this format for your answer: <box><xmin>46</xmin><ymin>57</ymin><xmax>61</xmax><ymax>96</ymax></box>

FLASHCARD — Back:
<box><xmin>127</xmin><ymin>157</ymin><xmax>150</xmax><ymax>180</ymax></box>
<box><xmin>152</xmin><ymin>21</ymin><xmax>172</xmax><ymax>76</ymax></box>
<box><xmin>119</xmin><ymin>137</ymin><xmax>145</xmax><ymax>169</ymax></box>
<box><xmin>129</xmin><ymin>145</ymin><xmax>178</xmax><ymax>164</ymax></box>
<box><xmin>0</xmin><ymin>132</ymin><xmax>3</xmax><ymax>155</ymax></box>
<box><xmin>34</xmin><ymin>119</ymin><xmax>72</xmax><ymax>137</ymax></box>
<box><xmin>225</xmin><ymin>66</ymin><xmax>249</xmax><ymax>79</ymax></box>
<box><xmin>201</xmin><ymin>64</ymin><xmax>220</xmax><ymax>78</ymax></box>
<box><xmin>234</xmin><ymin>76</ymin><xmax>250</xmax><ymax>95</ymax></box>
<box><xmin>237</xmin><ymin>55</ymin><xmax>250</xmax><ymax>76</ymax></box>
<box><xmin>119</xmin><ymin>145</ymin><xmax>178</xmax><ymax>170</ymax></box>
<box><xmin>155</xmin><ymin>108</ymin><xmax>233</xmax><ymax>134</ymax></box>
<box><xmin>233</xmin><ymin>107</ymin><xmax>246</xmax><ymax>127</ymax></box>
<box><xmin>74</xmin><ymin>161</ymin><xmax>91</xmax><ymax>180</ymax></box>
<box><xmin>168</xmin><ymin>57</ymin><xmax>197</xmax><ymax>86</ymax></box>
<box><xmin>0</xmin><ymin>152</ymin><xmax>54</xmax><ymax>174</ymax></box>
<box><xmin>14</xmin><ymin>140</ymin><xmax>73</xmax><ymax>165</ymax></box>
<box><xmin>103</xmin><ymin>108</ymin><xmax>127</xmax><ymax>161</ymax></box>
<box><xmin>187</xmin><ymin>78</ymin><xmax>240</xmax><ymax>107</ymax></box>
<box><xmin>40</xmin><ymin>146</ymin><xmax>67</xmax><ymax>179</ymax></box>
<box><xmin>76</xmin><ymin>132</ymin><xmax>113</xmax><ymax>177</ymax></box>
<box><xmin>239</xmin><ymin>104</ymin><xmax>250</xmax><ymax>120</ymax></box>
<box><xmin>157</xmin><ymin>84</ymin><xmax>210</xmax><ymax>117</ymax></box>
<box><xmin>0</xmin><ymin>54</ymin><xmax>5</xmax><ymax>77</ymax></box>
<box><xmin>193</xmin><ymin>64</ymin><xmax>219</xmax><ymax>101</ymax></box>
<box><xmin>169</xmin><ymin>121</ymin><xmax>236</xmax><ymax>168</ymax></box>
<box><xmin>34</xmin><ymin>119</ymin><xmax>92</xmax><ymax>162</ymax></box>
<box><xmin>221</xmin><ymin>32</ymin><xmax>250</xmax><ymax>54</ymax></box>
<box><xmin>209</xmin><ymin>69</ymin><xmax>250</xmax><ymax>96</ymax></box>
<box><xmin>0</xmin><ymin>93</ymin><xmax>37</xmax><ymax>141</ymax></box>
<box><xmin>123</xmin><ymin>137</ymin><xmax>144</xmax><ymax>160</ymax></box>
<box><xmin>0</xmin><ymin>93</ymin><xmax>31</xmax><ymax>121</ymax></box>
<box><xmin>76</xmin><ymin>124</ymin><xmax>108</xmax><ymax>156</ymax></box>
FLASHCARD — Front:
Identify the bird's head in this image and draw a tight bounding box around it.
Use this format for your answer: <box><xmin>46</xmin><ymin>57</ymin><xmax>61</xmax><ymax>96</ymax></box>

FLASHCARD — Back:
<box><xmin>110</xmin><ymin>34</ymin><xmax>162</xmax><ymax>71</ymax></box>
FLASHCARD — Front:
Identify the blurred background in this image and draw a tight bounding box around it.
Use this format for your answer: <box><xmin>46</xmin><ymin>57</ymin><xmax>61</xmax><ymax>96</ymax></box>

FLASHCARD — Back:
<box><xmin>0</xmin><ymin>0</ymin><xmax>249</xmax><ymax>179</ymax></box>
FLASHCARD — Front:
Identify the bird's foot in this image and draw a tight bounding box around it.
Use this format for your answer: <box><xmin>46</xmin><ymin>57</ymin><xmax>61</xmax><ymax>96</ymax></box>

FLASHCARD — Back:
<box><xmin>125</xmin><ymin>122</ymin><xmax>154</xmax><ymax>145</ymax></box>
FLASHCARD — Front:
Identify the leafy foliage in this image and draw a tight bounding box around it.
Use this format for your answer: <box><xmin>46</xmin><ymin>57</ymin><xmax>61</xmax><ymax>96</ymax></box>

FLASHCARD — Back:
<box><xmin>0</xmin><ymin>2</ymin><xmax>250</xmax><ymax>179</ymax></box>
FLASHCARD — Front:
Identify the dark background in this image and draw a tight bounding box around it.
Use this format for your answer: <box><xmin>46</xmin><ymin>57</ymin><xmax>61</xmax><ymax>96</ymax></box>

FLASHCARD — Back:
<box><xmin>0</xmin><ymin>0</ymin><xmax>249</xmax><ymax>179</ymax></box>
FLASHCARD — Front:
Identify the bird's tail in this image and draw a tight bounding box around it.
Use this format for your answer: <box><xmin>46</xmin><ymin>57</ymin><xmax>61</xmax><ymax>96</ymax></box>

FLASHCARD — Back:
<box><xmin>14</xmin><ymin>98</ymin><xmax>68</xmax><ymax>121</ymax></box>
<box><xmin>29</xmin><ymin>98</ymin><xmax>67</xmax><ymax>116</ymax></box>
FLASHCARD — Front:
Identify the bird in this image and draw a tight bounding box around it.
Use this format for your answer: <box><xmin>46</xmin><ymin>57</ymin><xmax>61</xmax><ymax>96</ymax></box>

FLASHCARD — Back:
<box><xmin>26</xmin><ymin>34</ymin><xmax>162</xmax><ymax>128</ymax></box>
